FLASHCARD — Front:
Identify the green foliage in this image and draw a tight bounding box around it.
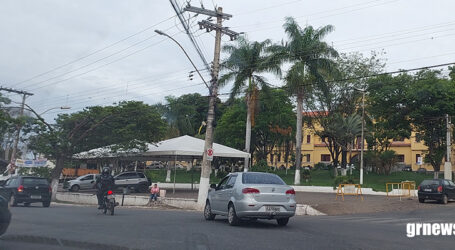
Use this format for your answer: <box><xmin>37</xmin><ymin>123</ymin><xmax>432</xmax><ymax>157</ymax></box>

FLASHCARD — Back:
<box><xmin>313</xmin><ymin>162</ymin><xmax>328</xmax><ymax>170</ymax></box>
<box><xmin>333</xmin><ymin>176</ymin><xmax>354</xmax><ymax>189</ymax></box>
<box><xmin>216</xmin><ymin>170</ymin><xmax>228</xmax><ymax>179</ymax></box>
<box><xmin>406</xmin><ymin>70</ymin><xmax>455</xmax><ymax>172</ymax></box>
<box><xmin>18</xmin><ymin>167</ymin><xmax>52</xmax><ymax>179</ymax></box>
<box><xmin>251</xmin><ymin>159</ymin><xmax>271</xmax><ymax>172</ymax></box>
<box><xmin>214</xmin><ymin>99</ymin><xmax>246</xmax><ymax>150</ymax></box>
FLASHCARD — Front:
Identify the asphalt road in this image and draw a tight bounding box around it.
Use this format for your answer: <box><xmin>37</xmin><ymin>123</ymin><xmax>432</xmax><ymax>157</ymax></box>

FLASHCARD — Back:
<box><xmin>1</xmin><ymin>203</ymin><xmax>455</xmax><ymax>250</ymax></box>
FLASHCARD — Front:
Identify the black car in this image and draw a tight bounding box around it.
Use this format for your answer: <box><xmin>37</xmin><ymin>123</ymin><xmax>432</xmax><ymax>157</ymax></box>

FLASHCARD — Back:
<box><xmin>418</xmin><ymin>179</ymin><xmax>455</xmax><ymax>204</ymax></box>
<box><xmin>1</xmin><ymin>176</ymin><xmax>52</xmax><ymax>207</ymax></box>
<box><xmin>0</xmin><ymin>195</ymin><xmax>11</xmax><ymax>236</ymax></box>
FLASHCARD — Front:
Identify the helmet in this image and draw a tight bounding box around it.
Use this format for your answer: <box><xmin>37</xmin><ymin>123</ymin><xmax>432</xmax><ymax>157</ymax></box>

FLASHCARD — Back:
<box><xmin>102</xmin><ymin>167</ymin><xmax>110</xmax><ymax>175</ymax></box>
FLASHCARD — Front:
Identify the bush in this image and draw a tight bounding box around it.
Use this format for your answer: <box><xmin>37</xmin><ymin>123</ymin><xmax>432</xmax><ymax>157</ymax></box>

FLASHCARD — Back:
<box><xmin>302</xmin><ymin>169</ymin><xmax>311</xmax><ymax>182</ymax></box>
<box><xmin>333</xmin><ymin>176</ymin><xmax>354</xmax><ymax>189</ymax></box>
<box><xmin>313</xmin><ymin>163</ymin><xmax>327</xmax><ymax>170</ymax></box>
<box><xmin>251</xmin><ymin>160</ymin><xmax>271</xmax><ymax>172</ymax></box>
<box><xmin>216</xmin><ymin>170</ymin><xmax>228</xmax><ymax>179</ymax></box>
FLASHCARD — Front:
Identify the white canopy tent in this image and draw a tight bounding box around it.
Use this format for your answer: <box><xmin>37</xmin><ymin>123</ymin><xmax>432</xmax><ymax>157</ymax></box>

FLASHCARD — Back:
<box><xmin>73</xmin><ymin>135</ymin><xmax>250</xmax><ymax>161</ymax></box>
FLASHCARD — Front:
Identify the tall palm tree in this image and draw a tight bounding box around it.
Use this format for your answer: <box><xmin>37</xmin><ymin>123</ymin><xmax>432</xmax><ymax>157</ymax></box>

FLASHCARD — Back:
<box><xmin>277</xmin><ymin>17</ymin><xmax>338</xmax><ymax>184</ymax></box>
<box><xmin>219</xmin><ymin>37</ymin><xmax>281</xmax><ymax>171</ymax></box>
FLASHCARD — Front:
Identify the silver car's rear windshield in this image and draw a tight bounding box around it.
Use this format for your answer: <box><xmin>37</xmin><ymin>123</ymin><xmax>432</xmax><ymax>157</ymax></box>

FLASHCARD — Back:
<box><xmin>242</xmin><ymin>173</ymin><xmax>285</xmax><ymax>185</ymax></box>
<box><xmin>420</xmin><ymin>180</ymin><xmax>440</xmax><ymax>185</ymax></box>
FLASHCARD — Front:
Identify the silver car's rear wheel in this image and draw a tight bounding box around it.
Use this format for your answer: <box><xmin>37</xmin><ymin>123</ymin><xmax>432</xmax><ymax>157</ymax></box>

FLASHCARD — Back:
<box><xmin>228</xmin><ymin>204</ymin><xmax>240</xmax><ymax>226</ymax></box>
<box><xmin>204</xmin><ymin>202</ymin><xmax>215</xmax><ymax>220</ymax></box>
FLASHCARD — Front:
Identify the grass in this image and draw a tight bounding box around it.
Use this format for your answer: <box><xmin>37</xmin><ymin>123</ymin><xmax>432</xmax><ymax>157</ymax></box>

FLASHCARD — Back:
<box><xmin>144</xmin><ymin>168</ymin><xmax>436</xmax><ymax>192</ymax></box>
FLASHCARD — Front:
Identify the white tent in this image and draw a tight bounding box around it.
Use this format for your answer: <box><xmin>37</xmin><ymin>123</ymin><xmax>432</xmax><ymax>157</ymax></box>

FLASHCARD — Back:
<box><xmin>73</xmin><ymin>135</ymin><xmax>250</xmax><ymax>160</ymax></box>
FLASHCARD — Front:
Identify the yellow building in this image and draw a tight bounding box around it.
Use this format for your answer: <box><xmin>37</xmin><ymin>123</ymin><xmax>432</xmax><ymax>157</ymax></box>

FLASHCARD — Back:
<box><xmin>268</xmin><ymin>118</ymin><xmax>455</xmax><ymax>172</ymax></box>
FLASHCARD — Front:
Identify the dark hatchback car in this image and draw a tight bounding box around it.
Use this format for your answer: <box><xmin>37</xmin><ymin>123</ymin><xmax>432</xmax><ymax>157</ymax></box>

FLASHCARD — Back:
<box><xmin>418</xmin><ymin>179</ymin><xmax>455</xmax><ymax>204</ymax></box>
<box><xmin>1</xmin><ymin>176</ymin><xmax>52</xmax><ymax>207</ymax></box>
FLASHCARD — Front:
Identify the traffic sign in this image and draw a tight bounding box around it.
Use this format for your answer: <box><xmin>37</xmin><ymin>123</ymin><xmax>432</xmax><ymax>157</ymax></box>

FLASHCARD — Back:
<box><xmin>207</xmin><ymin>148</ymin><xmax>213</xmax><ymax>161</ymax></box>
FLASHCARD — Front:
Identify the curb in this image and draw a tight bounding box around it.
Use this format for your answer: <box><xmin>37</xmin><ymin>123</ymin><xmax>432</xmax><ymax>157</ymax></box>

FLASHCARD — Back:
<box><xmin>55</xmin><ymin>192</ymin><xmax>325</xmax><ymax>216</ymax></box>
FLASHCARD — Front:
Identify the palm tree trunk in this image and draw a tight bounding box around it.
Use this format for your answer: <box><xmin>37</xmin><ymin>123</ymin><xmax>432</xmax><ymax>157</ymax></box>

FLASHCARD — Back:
<box><xmin>294</xmin><ymin>95</ymin><xmax>303</xmax><ymax>185</ymax></box>
<box><xmin>244</xmin><ymin>92</ymin><xmax>252</xmax><ymax>172</ymax></box>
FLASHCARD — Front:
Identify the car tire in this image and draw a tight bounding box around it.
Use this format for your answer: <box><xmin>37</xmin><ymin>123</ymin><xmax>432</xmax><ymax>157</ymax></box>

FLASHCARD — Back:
<box><xmin>24</xmin><ymin>203</ymin><xmax>30</xmax><ymax>207</ymax></box>
<box><xmin>228</xmin><ymin>204</ymin><xmax>240</xmax><ymax>226</ymax></box>
<box><xmin>9</xmin><ymin>194</ymin><xmax>17</xmax><ymax>207</ymax></box>
<box><xmin>204</xmin><ymin>201</ymin><xmax>216</xmax><ymax>221</ymax></box>
<box><xmin>418</xmin><ymin>198</ymin><xmax>425</xmax><ymax>203</ymax></box>
<box><xmin>42</xmin><ymin>201</ymin><xmax>51</xmax><ymax>207</ymax></box>
<box><xmin>277</xmin><ymin>218</ymin><xmax>290</xmax><ymax>226</ymax></box>
<box><xmin>70</xmin><ymin>185</ymin><xmax>80</xmax><ymax>192</ymax></box>
<box><xmin>441</xmin><ymin>195</ymin><xmax>448</xmax><ymax>205</ymax></box>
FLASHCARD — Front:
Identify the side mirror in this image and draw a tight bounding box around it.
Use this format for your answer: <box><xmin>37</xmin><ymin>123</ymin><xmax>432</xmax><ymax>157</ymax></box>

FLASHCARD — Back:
<box><xmin>210</xmin><ymin>184</ymin><xmax>217</xmax><ymax>189</ymax></box>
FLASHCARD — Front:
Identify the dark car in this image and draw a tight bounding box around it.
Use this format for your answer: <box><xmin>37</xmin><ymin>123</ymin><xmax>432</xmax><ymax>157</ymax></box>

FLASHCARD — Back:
<box><xmin>0</xmin><ymin>195</ymin><xmax>11</xmax><ymax>236</ymax></box>
<box><xmin>1</xmin><ymin>176</ymin><xmax>52</xmax><ymax>207</ymax></box>
<box><xmin>113</xmin><ymin>172</ymin><xmax>151</xmax><ymax>193</ymax></box>
<box><xmin>418</xmin><ymin>179</ymin><xmax>455</xmax><ymax>204</ymax></box>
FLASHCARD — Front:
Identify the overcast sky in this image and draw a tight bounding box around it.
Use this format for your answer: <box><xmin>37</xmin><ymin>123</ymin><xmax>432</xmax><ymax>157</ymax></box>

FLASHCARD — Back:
<box><xmin>1</xmin><ymin>0</ymin><xmax>454</xmax><ymax>121</ymax></box>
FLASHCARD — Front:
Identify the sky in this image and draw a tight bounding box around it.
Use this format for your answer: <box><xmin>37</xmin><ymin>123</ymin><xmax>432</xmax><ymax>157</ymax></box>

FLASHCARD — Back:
<box><xmin>1</xmin><ymin>0</ymin><xmax>454</xmax><ymax>121</ymax></box>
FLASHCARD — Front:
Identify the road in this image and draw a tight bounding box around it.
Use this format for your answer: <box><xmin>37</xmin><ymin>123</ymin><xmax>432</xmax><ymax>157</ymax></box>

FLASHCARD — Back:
<box><xmin>1</xmin><ymin>203</ymin><xmax>454</xmax><ymax>250</ymax></box>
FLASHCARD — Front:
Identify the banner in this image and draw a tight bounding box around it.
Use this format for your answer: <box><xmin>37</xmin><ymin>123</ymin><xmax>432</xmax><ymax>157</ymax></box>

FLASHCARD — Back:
<box><xmin>15</xmin><ymin>159</ymin><xmax>48</xmax><ymax>168</ymax></box>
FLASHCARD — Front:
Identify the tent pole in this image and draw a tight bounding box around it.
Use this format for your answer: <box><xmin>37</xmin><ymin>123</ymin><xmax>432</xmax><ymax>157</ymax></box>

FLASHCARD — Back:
<box><xmin>173</xmin><ymin>154</ymin><xmax>177</xmax><ymax>194</ymax></box>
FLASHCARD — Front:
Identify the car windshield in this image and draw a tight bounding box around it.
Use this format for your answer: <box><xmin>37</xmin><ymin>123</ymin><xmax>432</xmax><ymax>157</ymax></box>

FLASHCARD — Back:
<box><xmin>22</xmin><ymin>178</ymin><xmax>49</xmax><ymax>186</ymax></box>
<box><xmin>242</xmin><ymin>173</ymin><xmax>285</xmax><ymax>185</ymax></box>
<box><xmin>420</xmin><ymin>180</ymin><xmax>440</xmax><ymax>186</ymax></box>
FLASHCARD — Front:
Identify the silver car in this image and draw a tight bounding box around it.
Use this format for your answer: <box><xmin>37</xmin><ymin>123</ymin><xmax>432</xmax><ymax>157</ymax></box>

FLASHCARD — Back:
<box><xmin>204</xmin><ymin>172</ymin><xmax>296</xmax><ymax>226</ymax></box>
<box><xmin>66</xmin><ymin>174</ymin><xmax>98</xmax><ymax>192</ymax></box>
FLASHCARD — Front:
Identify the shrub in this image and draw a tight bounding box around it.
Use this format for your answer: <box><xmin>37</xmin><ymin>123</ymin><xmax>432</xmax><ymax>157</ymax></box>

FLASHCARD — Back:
<box><xmin>333</xmin><ymin>176</ymin><xmax>354</xmax><ymax>189</ymax></box>
<box><xmin>313</xmin><ymin>162</ymin><xmax>326</xmax><ymax>170</ymax></box>
<box><xmin>251</xmin><ymin>160</ymin><xmax>271</xmax><ymax>172</ymax></box>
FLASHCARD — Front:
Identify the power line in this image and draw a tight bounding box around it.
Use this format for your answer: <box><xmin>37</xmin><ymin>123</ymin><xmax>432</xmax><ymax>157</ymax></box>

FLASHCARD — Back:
<box><xmin>13</xmin><ymin>15</ymin><xmax>177</xmax><ymax>88</ymax></box>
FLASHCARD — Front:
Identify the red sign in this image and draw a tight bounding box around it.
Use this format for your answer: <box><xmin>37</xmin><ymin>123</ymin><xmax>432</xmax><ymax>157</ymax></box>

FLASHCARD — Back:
<box><xmin>207</xmin><ymin>148</ymin><xmax>213</xmax><ymax>161</ymax></box>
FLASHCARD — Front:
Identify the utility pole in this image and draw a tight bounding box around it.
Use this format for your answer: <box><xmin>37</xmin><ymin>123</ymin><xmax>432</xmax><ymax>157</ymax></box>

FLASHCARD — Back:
<box><xmin>360</xmin><ymin>90</ymin><xmax>365</xmax><ymax>185</ymax></box>
<box><xmin>183</xmin><ymin>4</ymin><xmax>239</xmax><ymax>209</ymax></box>
<box><xmin>444</xmin><ymin>114</ymin><xmax>452</xmax><ymax>180</ymax></box>
<box><xmin>0</xmin><ymin>87</ymin><xmax>34</xmax><ymax>162</ymax></box>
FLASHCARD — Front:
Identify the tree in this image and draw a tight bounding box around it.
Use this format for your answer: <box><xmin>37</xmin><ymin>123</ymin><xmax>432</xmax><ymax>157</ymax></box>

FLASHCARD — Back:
<box><xmin>407</xmin><ymin>70</ymin><xmax>455</xmax><ymax>178</ymax></box>
<box><xmin>274</xmin><ymin>17</ymin><xmax>338</xmax><ymax>184</ymax></box>
<box><xmin>219</xmin><ymin>37</ymin><xmax>282</xmax><ymax>171</ymax></box>
<box><xmin>158</xmin><ymin>93</ymin><xmax>214</xmax><ymax>136</ymax></box>
<box><xmin>27</xmin><ymin>101</ymin><xmax>167</xmax><ymax>200</ymax></box>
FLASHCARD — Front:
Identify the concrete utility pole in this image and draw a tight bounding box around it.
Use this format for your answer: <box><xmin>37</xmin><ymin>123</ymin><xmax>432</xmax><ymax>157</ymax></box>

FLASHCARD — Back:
<box><xmin>444</xmin><ymin>114</ymin><xmax>452</xmax><ymax>180</ymax></box>
<box><xmin>0</xmin><ymin>87</ymin><xmax>34</xmax><ymax>161</ymax></box>
<box><xmin>183</xmin><ymin>4</ymin><xmax>239</xmax><ymax>209</ymax></box>
<box><xmin>360</xmin><ymin>90</ymin><xmax>365</xmax><ymax>185</ymax></box>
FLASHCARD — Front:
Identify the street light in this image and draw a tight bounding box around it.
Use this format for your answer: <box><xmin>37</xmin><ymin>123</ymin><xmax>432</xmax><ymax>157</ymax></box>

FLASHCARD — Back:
<box><xmin>353</xmin><ymin>87</ymin><xmax>366</xmax><ymax>185</ymax></box>
<box><xmin>39</xmin><ymin>106</ymin><xmax>71</xmax><ymax>116</ymax></box>
<box><xmin>154</xmin><ymin>30</ymin><xmax>210</xmax><ymax>90</ymax></box>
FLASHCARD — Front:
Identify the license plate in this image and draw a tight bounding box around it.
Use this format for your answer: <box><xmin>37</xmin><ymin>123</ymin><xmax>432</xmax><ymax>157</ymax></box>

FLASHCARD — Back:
<box><xmin>107</xmin><ymin>195</ymin><xmax>114</xmax><ymax>199</ymax></box>
<box><xmin>424</xmin><ymin>189</ymin><xmax>432</xmax><ymax>192</ymax></box>
<box><xmin>265</xmin><ymin>206</ymin><xmax>280</xmax><ymax>212</ymax></box>
<box><xmin>30</xmin><ymin>195</ymin><xmax>41</xmax><ymax>199</ymax></box>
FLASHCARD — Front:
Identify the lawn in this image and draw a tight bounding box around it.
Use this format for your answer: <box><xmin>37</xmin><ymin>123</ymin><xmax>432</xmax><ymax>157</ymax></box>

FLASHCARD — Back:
<box><xmin>144</xmin><ymin>168</ymin><xmax>436</xmax><ymax>192</ymax></box>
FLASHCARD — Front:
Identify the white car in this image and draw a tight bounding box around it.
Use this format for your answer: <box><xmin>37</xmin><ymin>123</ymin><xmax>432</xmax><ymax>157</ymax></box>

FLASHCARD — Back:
<box><xmin>66</xmin><ymin>174</ymin><xmax>98</xmax><ymax>192</ymax></box>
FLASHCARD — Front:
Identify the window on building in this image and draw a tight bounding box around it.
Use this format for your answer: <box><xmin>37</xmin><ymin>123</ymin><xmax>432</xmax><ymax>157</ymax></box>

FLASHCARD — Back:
<box><xmin>415</xmin><ymin>154</ymin><xmax>420</xmax><ymax>163</ymax></box>
<box><xmin>306</xmin><ymin>135</ymin><xmax>311</xmax><ymax>144</ymax></box>
<box><xmin>397</xmin><ymin>155</ymin><xmax>405</xmax><ymax>163</ymax></box>
<box><xmin>356</xmin><ymin>136</ymin><xmax>362</xmax><ymax>149</ymax></box>
<box><xmin>321</xmin><ymin>137</ymin><xmax>326</xmax><ymax>143</ymax></box>
<box><xmin>277</xmin><ymin>153</ymin><xmax>281</xmax><ymax>162</ymax></box>
<box><xmin>393</xmin><ymin>137</ymin><xmax>405</xmax><ymax>142</ymax></box>
<box><xmin>321</xmin><ymin>154</ymin><xmax>331</xmax><ymax>162</ymax></box>
<box><xmin>306</xmin><ymin>154</ymin><xmax>311</xmax><ymax>162</ymax></box>
<box><xmin>270</xmin><ymin>154</ymin><xmax>274</xmax><ymax>163</ymax></box>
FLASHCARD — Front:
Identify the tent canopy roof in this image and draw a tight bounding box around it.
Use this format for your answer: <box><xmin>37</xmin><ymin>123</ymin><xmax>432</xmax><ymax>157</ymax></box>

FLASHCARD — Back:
<box><xmin>73</xmin><ymin>135</ymin><xmax>250</xmax><ymax>160</ymax></box>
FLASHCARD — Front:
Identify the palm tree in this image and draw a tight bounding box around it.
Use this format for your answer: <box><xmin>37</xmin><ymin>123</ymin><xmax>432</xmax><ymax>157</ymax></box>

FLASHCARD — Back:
<box><xmin>219</xmin><ymin>37</ymin><xmax>281</xmax><ymax>171</ymax></box>
<box><xmin>276</xmin><ymin>17</ymin><xmax>338</xmax><ymax>184</ymax></box>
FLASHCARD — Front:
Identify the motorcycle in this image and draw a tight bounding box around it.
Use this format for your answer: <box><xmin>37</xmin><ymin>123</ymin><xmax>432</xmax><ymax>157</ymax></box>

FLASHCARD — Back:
<box><xmin>102</xmin><ymin>190</ymin><xmax>117</xmax><ymax>215</ymax></box>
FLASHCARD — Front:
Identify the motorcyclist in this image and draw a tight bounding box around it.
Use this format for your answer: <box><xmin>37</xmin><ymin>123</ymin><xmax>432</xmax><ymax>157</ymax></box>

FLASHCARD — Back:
<box><xmin>96</xmin><ymin>167</ymin><xmax>115</xmax><ymax>209</ymax></box>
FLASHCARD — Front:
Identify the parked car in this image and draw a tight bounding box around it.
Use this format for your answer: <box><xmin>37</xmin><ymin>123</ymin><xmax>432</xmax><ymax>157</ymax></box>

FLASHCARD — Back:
<box><xmin>1</xmin><ymin>176</ymin><xmax>51</xmax><ymax>207</ymax></box>
<box><xmin>0</xmin><ymin>195</ymin><xmax>11</xmax><ymax>236</ymax></box>
<box><xmin>418</xmin><ymin>179</ymin><xmax>455</xmax><ymax>204</ymax></box>
<box><xmin>204</xmin><ymin>172</ymin><xmax>296</xmax><ymax>226</ymax></box>
<box><xmin>402</xmin><ymin>166</ymin><xmax>412</xmax><ymax>172</ymax></box>
<box><xmin>114</xmin><ymin>172</ymin><xmax>150</xmax><ymax>193</ymax></box>
<box><xmin>64</xmin><ymin>174</ymin><xmax>98</xmax><ymax>192</ymax></box>
<box><xmin>146</xmin><ymin>162</ymin><xmax>165</xmax><ymax>169</ymax></box>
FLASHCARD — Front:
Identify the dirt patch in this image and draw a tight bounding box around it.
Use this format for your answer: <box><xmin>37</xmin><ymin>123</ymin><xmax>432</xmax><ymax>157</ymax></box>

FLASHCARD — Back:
<box><xmin>296</xmin><ymin>192</ymin><xmax>455</xmax><ymax>215</ymax></box>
